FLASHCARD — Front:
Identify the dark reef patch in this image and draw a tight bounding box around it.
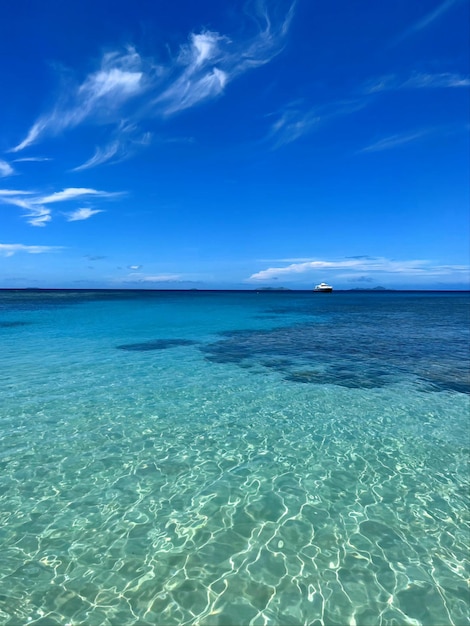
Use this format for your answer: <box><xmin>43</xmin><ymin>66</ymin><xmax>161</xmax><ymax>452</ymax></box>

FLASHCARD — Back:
<box><xmin>201</xmin><ymin>313</ymin><xmax>470</xmax><ymax>393</ymax></box>
<box><xmin>117</xmin><ymin>338</ymin><xmax>198</xmax><ymax>351</ymax></box>
<box><xmin>0</xmin><ymin>320</ymin><xmax>30</xmax><ymax>328</ymax></box>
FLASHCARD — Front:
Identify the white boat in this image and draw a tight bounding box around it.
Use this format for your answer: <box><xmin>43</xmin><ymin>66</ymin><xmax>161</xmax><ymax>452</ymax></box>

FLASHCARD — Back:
<box><xmin>314</xmin><ymin>282</ymin><xmax>333</xmax><ymax>292</ymax></box>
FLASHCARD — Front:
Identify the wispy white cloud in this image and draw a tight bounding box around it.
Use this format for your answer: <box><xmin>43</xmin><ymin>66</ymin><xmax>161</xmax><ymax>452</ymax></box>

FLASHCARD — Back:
<box><xmin>400</xmin><ymin>0</ymin><xmax>464</xmax><ymax>39</ymax></box>
<box><xmin>12</xmin><ymin>47</ymin><xmax>147</xmax><ymax>152</ymax></box>
<box><xmin>0</xmin><ymin>189</ymin><xmax>33</xmax><ymax>197</ymax></box>
<box><xmin>365</xmin><ymin>71</ymin><xmax>470</xmax><ymax>93</ymax></box>
<box><xmin>250</xmin><ymin>259</ymin><xmax>363</xmax><ymax>280</ymax></box>
<box><xmin>258</xmin><ymin>257</ymin><xmax>322</xmax><ymax>263</ymax></box>
<box><xmin>265</xmin><ymin>99</ymin><xmax>366</xmax><ymax>149</ymax></box>
<box><xmin>155</xmin><ymin>32</ymin><xmax>229</xmax><ymax>115</ymax></box>
<box><xmin>0</xmin><ymin>243</ymin><xmax>62</xmax><ymax>257</ymax></box>
<box><xmin>12</xmin><ymin>2</ymin><xmax>295</xmax><ymax>167</ymax></box>
<box><xmin>12</xmin><ymin>157</ymin><xmax>52</xmax><ymax>163</ymax></box>
<box><xmin>264</xmin><ymin>66</ymin><xmax>467</xmax><ymax>150</ymax></box>
<box><xmin>406</xmin><ymin>73</ymin><xmax>470</xmax><ymax>88</ymax></box>
<box><xmin>360</xmin><ymin>130</ymin><xmax>429</xmax><ymax>153</ymax></box>
<box><xmin>72</xmin><ymin>129</ymin><xmax>152</xmax><ymax>171</ymax></box>
<box><xmin>65</xmin><ymin>207</ymin><xmax>104</xmax><ymax>221</ymax></box>
<box><xmin>27</xmin><ymin>210</ymin><xmax>52</xmax><ymax>227</ymax></box>
<box><xmin>72</xmin><ymin>142</ymin><xmax>121</xmax><ymax>172</ymax></box>
<box><xmin>125</xmin><ymin>273</ymin><xmax>183</xmax><ymax>283</ymax></box>
<box><xmin>0</xmin><ymin>190</ymin><xmax>51</xmax><ymax>226</ymax></box>
<box><xmin>265</xmin><ymin>106</ymin><xmax>321</xmax><ymax>148</ymax></box>
<box><xmin>156</xmin><ymin>2</ymin><xmax>295</xmax><ymax>116</ymax></box>
<box><xmin>248</xmin><ymin>256</ymin><xmax>470</xmax><ymax>282</ymax></box>
<box><xmin>0</xmin><ymin>186</ymin><xmax>123</xmax><ymax>226</ymax></box>
<box><xmin>0</xmin><ymin>160</ymin><xmax>15</xmax><ymax>177</ymax></box>
<box><xmin>38</xmin><ymin>187</ymin><xmax>123</xmax><ymax>204</ymax></box>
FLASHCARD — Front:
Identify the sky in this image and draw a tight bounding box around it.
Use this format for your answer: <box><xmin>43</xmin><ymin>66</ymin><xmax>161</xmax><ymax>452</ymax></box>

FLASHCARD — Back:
<box><xmin>0</xmin><ymin>0</ymin><xmax>469</xmax><ymax>290</ymax></box>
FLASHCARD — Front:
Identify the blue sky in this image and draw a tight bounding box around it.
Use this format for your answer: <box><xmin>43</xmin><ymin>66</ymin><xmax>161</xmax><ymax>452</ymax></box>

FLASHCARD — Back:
<box><xmin>0</xmin><ymin>0</ymin><xmax>469</xmax><ymax>289</ymax></box>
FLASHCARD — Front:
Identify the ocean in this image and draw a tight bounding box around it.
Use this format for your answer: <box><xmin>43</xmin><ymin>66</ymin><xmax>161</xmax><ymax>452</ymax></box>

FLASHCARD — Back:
<box><xmin>0</xmin><ymin>289</ymin><xmax>469</xmax><ymax>626</ymax></box>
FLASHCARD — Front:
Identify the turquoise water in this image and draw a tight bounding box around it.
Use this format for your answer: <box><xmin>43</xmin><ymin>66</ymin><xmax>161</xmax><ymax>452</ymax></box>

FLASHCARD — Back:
<box><xmin>0</xmin><ymin>290</ymin><xmax>469</xmax><ymax>626</ymax></box>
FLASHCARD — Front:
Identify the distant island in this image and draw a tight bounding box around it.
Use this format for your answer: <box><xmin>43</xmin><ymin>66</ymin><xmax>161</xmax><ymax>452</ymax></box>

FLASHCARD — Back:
<box><xmin>349</xmin><ymin>286</ymin><xmax>392</xmax><ymax>291</ymax></box>
<box><xmin>256</xmin><ymin>287</ymin><xmax>292</xmax><ymax>291</ymax></box>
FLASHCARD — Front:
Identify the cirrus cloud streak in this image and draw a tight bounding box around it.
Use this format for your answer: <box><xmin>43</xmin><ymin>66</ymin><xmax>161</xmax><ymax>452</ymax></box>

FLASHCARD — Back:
<box><xmin>0</xmin><ymin>160</ymin><xmax>15</xmax><ymax>177</ymax></box>
<box><xmin>248</xmin><ymin>257</ymin><xmax>470</xmax><ymax>282</ymax></box>
<box><xmin>364</xmin><ymin>71</ymin><xmax>470</xmax><ymax>94</ymax></box>
<box><xmin>0</xmin><ymin>187</ymin><xmax>123</xmax><ymax>226</ymax></box>
<box><xmin>65</xmin><ymin>207</ymin><xmax>104</xmax><ymax>221</ymax></box>
<box><xmin>11</xmin><ymin>2</ymin><xmax>296</xmax><ymax>168</ymax></box>
<box><xmin>0</xmin><ymin>243</ymin><xmax>63</xmax><ymax>257</ymax></box>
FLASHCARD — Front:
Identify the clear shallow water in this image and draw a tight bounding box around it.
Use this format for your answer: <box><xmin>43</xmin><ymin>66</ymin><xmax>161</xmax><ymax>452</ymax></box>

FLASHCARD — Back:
<box><xmin>0</xmin><ymin>290</ymin><xmax>469</xmax><ymax>626</ymax></box>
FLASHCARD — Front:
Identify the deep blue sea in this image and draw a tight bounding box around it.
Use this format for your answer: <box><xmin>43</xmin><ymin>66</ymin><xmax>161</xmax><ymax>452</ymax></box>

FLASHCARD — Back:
<box><xmin>0</xmin><ymin>290</ymin><xmax>469</xmax><ymax>626</ymax></box>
